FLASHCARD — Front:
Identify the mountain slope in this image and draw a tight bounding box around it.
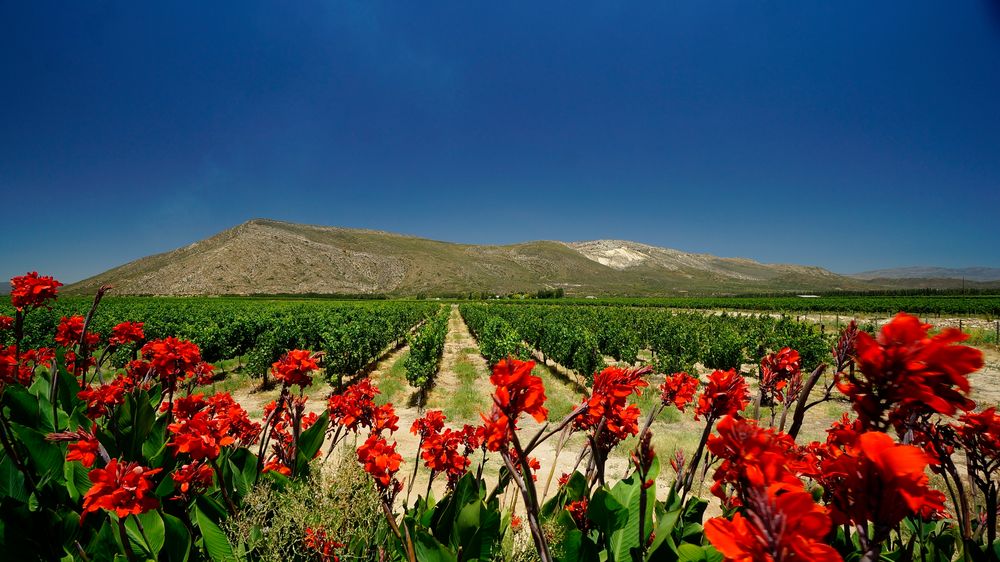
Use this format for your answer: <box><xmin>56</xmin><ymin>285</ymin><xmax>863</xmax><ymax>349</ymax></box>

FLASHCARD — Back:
<box><xmin>849</xmin><ymin>267</ymin><xmax>1000</xmax><ymax>283</ymax></box>
<box><xmin>66</xmin><ymin>219</ymin><xmax>870</xmax><ymax>296</ymax></box>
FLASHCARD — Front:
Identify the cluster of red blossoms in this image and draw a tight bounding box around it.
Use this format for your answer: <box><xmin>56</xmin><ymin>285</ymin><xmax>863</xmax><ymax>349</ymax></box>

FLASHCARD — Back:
<box><xmin>272</xmin><ymin>349</ymin><xmax>320</xmax><ymax>389</ymax></box>
<box><xmin>327</xmin><ymin>379</ymin><xmax>398</xmax><ymax>435</ymax></box>
<box><xmin>411</xmin><ymin>410</ymin><xmax>483</xmax><ymax>488</ymax></box>
<box><xmin>481</xmin><ymin>359</ymin><xmax>547</xmax><ymax>452</ymax></box>
<box><xmin>759</xmin><ymin>347</ymin><xmax>801</xmax><ymax>405</ymax></box>
<box><xmin>261</xmin><ymin>398</ymin><xmax>320</xmax><ymax>476</ymax></box>
<box><xmin>304</xmin><ymin>527</ymin><xmax>344</xmax><ymax>562</ymax></box>
<box><xmin>838</xmin><ymin>312</ymin><xmax>983</xmax><ymax>431</ymax></box>
<box><xmin>167</xmin><ymin>392</ymin><xmax>259</xmax><ymax>460</ymax></box>
<box><xmin>575</xmin><ymin>365</ymin><xmax>650</xmax><ymax>453</ymax></box>
<box><xmin>141</xmin><ymin>337</ymin><xmax>206</xmax><ymax>391</ymax></box>
<box><xmin>9</xmin><ymin>271</ymin><xmax>62</xmax><ymax>311</ymax></box>
<box><xmin>659</xmin><ymin>372</ymin><xmax>699</xmax><ymax>411</ymax></box>
<box><xmin>81</xmin><ymin>459</ymin><xmax>161</xmax><ymax>520</ymax></box>
<box><xmin>695</xmin><ymin>368</ymin><xmax>751</xmax><ymax>421</ymax></box>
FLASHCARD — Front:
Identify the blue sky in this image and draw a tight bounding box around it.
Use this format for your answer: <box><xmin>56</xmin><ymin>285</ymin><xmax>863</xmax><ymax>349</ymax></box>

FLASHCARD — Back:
<box><xmin>2</xmin><ymin>1</ymin><xmax>999</xmax><ymax>283</ymax></box>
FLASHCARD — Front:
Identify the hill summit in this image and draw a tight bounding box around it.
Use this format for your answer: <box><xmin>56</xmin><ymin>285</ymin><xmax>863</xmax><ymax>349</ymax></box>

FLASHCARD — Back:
<box><xmin>66</xmin><ymin>219</ymin><xmax>864</xmax><ymax>296</ymax></box>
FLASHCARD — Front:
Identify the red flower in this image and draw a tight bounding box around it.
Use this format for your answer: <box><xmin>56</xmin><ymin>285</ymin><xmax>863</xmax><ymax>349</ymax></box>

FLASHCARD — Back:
<box><xmin>705</xmin><ymin>485</ymin><xmax>842</xmax><ymax>562</ymax></box>
<box><xmin>837</xmin><ymin>313</ymin><xmax>982</xmax><ymax>430</ymax></box>
<box><xmin>511</xmin><ymin>514</ymin><xmax>523</xmax><ymax>531</ymax></box>
<box><xmin>82</xmin><ymin>459</ymin><xmax>161</xmax><ymax>519</ymax></box>
<box><xmin>171</xmin><ymin>461</ymin><xmax>214</xmax><ymax>497</ymax></box>
<box><xmin>0</xmin><ymin>316</ymin><xmax>14</xmax><ymax>330</ymax></box>
<box><xmin>566</xmin><ymin>499</ymin><xmax>590</xmax><ymax>531</ymax></box>
<box><xmin>480</xmin><ymin>408</ymin><xmax>512</xmax><ymax>452</ymax></box>
<box><xmin>357</xmin><ymin>434</ymin><xmax>403</xmax><ymax>491</ymax></box>
<box><xmin>821</xmin><ymin>431</ymin><xmax>945</xmax><ymax>528</ymax></box>
<box><xmin>706</xmin><ymin>416</ymin><xmax>806</xmax><ymax>504</ymax></box>
<box><xmin>142</xmin><ymin>337</ymin><xmax>203</xmax><ymax>390</ymax></box>
<box><xmin>167</xmin><ymin>391</ymin><xmax>256</xmax><ymax>459</ymax></box>
<box><xmin>78</xmin><ymin>375</ymin><xmax>136</xmax><ymax>419</ymax></box>
<box><xmin>659</xmin><ymin>372</ymin><xmax>699</xmax><ymax>411</ymax></box>
<box><xmin>480</xmin><ymin>359</ymin><xmax>548</xmax><ymax>451</ymax></box>
<box><xmin>575</xmin><ymin>366</ymin><xmax>649</xmax><ymax>452</ymax></box>
<box><xmin>262</xmin><ymin>458</ymin><xmax>291</xmax><ymax>476</ymax></box>
<box><xmin>48</xmin><ymin>424</ymin><xmax>102</xmax><ymax>468</ymax></box>
<box><xmin>411</xmin><ymin>410</ymin><xmax>447</xmax><ymax>439</ymax></box>
<box><xmin>490</xmin><ymin>358</ymin><xmax>547</xmax><ymax>423</ymax></box>
<box><xmin>10</xmin><ymin>272</ymin><xmax>61</xmax><ymax>311</ymax></box>
<box><xmin>271</xmin><ymin>349</ymin><xmax>319</xmax><ymax>389</ymax></box>
<box><xmin>55</xmin><ymin>315</ymin><xmax>101</xmax><ymax>349</ymax></box>
<box><xmin>328</xmin><ymin>379</ymin><xmax>388</xmax><ymax>434</ymax></box>
<box><xmin>420</xmin><ymin>427</ymin><xmax>474</xmax><ymax>487</ymax></box>
<box><xmin>1</xmin><ymin>345</ymin><xmax>47</xmax><ymax>387</ymax></box>
<box><xmin>759</xmin><ymin>347</ymin><xmax>801</xmax><ymax>405</ymax></box>
<box><xmin>67</xmin><ymin>433</ymin><xmax>101</xmax><ymax>468</ymax></box>
<box><xmin>955</xmin><ymin>407</ymin><xmax>1000</xmax><ymax>464</ymax></box>
<box><xmin>109</xmin><ymin>321</ymin><xmax>145</xmax><ymax>346</ymax></box>
<box><xmin>695</xmin><ymin>369</ymin><xmax>751</xmax><ymax>421</ymax></box>
<box><xmin>304</xmin><ymin>527</ymin><xmax>344</xmax><ymax>562</ymax></box>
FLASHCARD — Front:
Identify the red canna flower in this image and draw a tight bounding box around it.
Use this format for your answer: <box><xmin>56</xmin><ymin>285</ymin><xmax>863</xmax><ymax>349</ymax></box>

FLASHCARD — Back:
<box><xmin>327</xmin><ymin>379</ymin><xmax>393</xmax><ymax>434</ymax></box>
<box><xmin>0</xmin><ymin>316</ymin><xmax>13</xmax><ymax>330</ymax></box>
<box><xmin>759</xmin><ymin>347</ymin><xmax>801</xmax><ymax>405</ymax></box>
<box><xmin>81</xmin><ymin>458</ymin><xmax>161</xmax><ymax>519</ymax></box>
<box><xmin>167</xmin><ymin>391</ymin><xmax>257</xmax><ymax>459</ymax></box>
<box><xmin>171</xmin><ymin>460</ymin><xmax>214</xmax><ymax>498</ymax></box>
<box><xmin>357</xmin><ymin>434</ymin><xmax>403</xmax><ymax>498</ymax></box>
<box><xmin>10</xmin><ymin>272</ymin><xmax>61</xmax><ymax>311</ymax></box>
<box><xmin>109</xmin><ymin>321</ymin><xmax>145</xmax><ymax>346</ymax></box>
<box><xmin>695</xmin><ymin>369</ymin><xmax>751</xmax><ymax>421</ymax></box>
<box><xmin>1</xmin><ymin>345</ymin><xmax>50</xmax><ymax>387</ymax></box>
<box><xmin>566</xmin><ymin>499</ymin><xmax>590</xmax><ymax>531</ymax></box>
<box><xmin>837</xmin><ymin>313</ymin><xmax>982</xmax><ymax>431</ymax></box>
<box><xmin>48</xmin><ymin>424</ymin><xmax>103</xmax><ymax>468</ymax></box>
<box><xmin>511</xmin><ymin>514</ymin><xmax>523</xmax><ymax>531</ymax></box>
<box><xmin>420</xmin><ymin>426</ymin><xmax>475</xmax><ymax>487</ymax></box>
<box><xmin>705</xmin><ymin>484</ymin><xmax>842</xmax><ymax>562</ymax></box>
<box><xmin>411</xmin><ymin>410</ymin><xmax>447</xmax><ymax>439</ymax></box>
<box><xmin>142</xmin><ymin>337</ymin><xmax>203</xmax><ymax>390</ymax></box>
<box><xmin>78</xmin><ymin>375</ymin><xmax>137</xmax><ymax>419</ymax></box>
<box><xmin>304</xmin><ymin>527</ymin><xmax>344</xmax><ymax>562</ymax></box>
<box><xmin>55</xmin><ymin>315</ymin><xmax>101</xmax><ymax>349</ymax></box>
<box><xmin>262</xmin><ymin>458</ymin><xmax>292</xmax><ymax>476</ymax></box>
<box><xmin>66</xmin><ymin>432</ymin><xmax>101</xmax><ymax>468</ymax></box>
<box><xmin>821</xmin><ymin>431</ymin><xmax>945</xmax><ymax>528</ymax></box>
<box><xmin>271</xmin><ymin>349</ymin><xmax>319</xmax><ymax>389</ymax></box>
<box><xmin>706</xmin><ymin>416</ymin><xmax>806</xmax><ymax>505</ymax></box>
<box><xmin>659</xmin><ymin>372</ymin><xmax>699</xmax><ymax>411</ymax></box>
<box><xmin>490</xmin><ymin>358</ymin><xmax>547</xmax><ymax>423</ymax></box>
<box><xmin>481</xmin><ymin>359</ymin><xmax>548</xmax><ymax>451</ymax></box>
<box><xmin>575</xmin><ymin>366</ymin><xmax>650</xmax><ymax>453</ymax></box>
<box><xmin>955</xmin><ymin>407</ymin><xmax>1000</xmax><ymax>463</ymax></box>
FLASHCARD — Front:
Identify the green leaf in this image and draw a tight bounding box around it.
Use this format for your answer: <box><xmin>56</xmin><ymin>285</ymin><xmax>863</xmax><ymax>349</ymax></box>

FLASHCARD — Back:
<box><xmin>0</xmin><ymin>454</ymin><xmax>28</xmax><ymax>502</ymax></box>
<box><xmin>413</xmin><ymin>529</ymin><xmax>457</xmax><ymax>562</ymax></box>
<box><xmin>11</xmin><ymin>421</ymin><xmax>65</xmax><ymax>486</ymax></box>
<box><xmin>64</xmin><ymin>459</ymin><xmax>92</xmax><ymax>501</ymax></box>
<box><xmin>294</xmin><ymin>411</ymin><xmax>329</xmax><ymax>475</ymax></box>
<box><xmin>162</xmin><ymin>513</ymin><xmax>192</xmax><ymax>562</ymax></box>
<box><xmin>194</xmin><ymin>499</ymin><xmax>239</xmax><ymax>562</ymax></box>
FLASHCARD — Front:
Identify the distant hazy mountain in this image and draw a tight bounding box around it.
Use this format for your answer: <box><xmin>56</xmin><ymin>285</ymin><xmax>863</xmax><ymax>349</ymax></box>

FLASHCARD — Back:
<box><xmin>849</xmin><ymin>267</ymin><xmax>1000</xmax><ymax>283</ymax></box>
<box><xmin>64</xmin><ymin>219</ymin><xmax>879</xmax><ymax>296</ymax></box>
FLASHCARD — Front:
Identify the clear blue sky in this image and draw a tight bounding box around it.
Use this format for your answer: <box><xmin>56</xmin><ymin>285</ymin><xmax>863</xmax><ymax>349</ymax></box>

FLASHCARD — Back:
<box><xmin>2</xmin><ymin>1</ymin><xmax>999</xmax><ymax>283</ymax></box>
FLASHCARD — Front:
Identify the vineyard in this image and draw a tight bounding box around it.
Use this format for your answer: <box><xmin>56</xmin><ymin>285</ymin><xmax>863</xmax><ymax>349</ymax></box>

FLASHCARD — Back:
<box><xmin>515</xmin><ymin>295</ymin><xmax>1000</xmax><ymax>317</ymax></box>
<box><xmin>1</xmin><ymin>273</ymin><xmax>999</xmax><ymax>561</ymax></box>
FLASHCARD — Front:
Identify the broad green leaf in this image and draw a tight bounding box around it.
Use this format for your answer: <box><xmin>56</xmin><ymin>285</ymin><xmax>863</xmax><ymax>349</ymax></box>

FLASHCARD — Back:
<box><xmin>162</xmin><ymin>512</ymin><xmax>192</xmax><ymax>562</ymax></box>
<box><xmin>194</xmin><ymin>500</ymin><xmax>239</xmax><ymax>562</ymax></box>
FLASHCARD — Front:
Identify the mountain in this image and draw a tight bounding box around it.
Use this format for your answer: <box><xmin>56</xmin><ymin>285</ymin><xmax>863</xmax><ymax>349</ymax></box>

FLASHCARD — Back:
<box><xmin>65</xmin><ymin>219</ymin><xmax>872</xmax><ymax>296</ymax></box>
<box><xmin>849</xmin><ymin>267</ymin><xmax>1000</xmax><ymax>283</ymax></box>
